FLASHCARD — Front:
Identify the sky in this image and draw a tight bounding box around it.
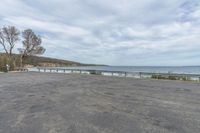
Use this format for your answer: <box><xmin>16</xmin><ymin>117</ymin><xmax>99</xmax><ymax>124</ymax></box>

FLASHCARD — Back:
<box><xmin>0</xmin><ymin>0</ymin><xmax>200</xmax><ymax>66</ymax></box>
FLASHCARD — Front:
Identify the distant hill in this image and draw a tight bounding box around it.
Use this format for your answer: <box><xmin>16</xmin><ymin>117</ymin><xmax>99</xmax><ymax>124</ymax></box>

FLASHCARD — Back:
<box><xmin>0</xmin><ymin>53</ymin><xmax>99</xmax><ymax>71</ymax></box>
<box><xmin>22</xmin><ymin>55</ymin><xmax>84</xmax><ymax>67</ymax></box>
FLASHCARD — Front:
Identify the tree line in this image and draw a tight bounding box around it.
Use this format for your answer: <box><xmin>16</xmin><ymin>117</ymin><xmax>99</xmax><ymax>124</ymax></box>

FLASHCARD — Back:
<box><xmin>0</xmin><ymin>26</ymin><xmax>45</xmax><ymax>71</ymax></box>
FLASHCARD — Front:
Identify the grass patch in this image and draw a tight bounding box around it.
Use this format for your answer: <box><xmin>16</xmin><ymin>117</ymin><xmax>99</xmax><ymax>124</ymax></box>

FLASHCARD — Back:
<box><xmin>89</xmin><ymin>70</ymin><xmax>102</xmax><ymax>75</ymax></box>
<box><xmin>151</xmin><ymin>75</ymin><xmax>191</xmax><ymax>81</ymax></box>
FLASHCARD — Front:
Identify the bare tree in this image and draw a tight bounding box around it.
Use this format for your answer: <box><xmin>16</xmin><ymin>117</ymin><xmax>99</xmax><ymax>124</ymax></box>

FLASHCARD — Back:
<box><xmin>0</xmin><ymin>26</ymin><xmax>20</xmax><ymax>55</ymax></box>
<box><xmin>0</xmin><ymin>26</ymin><xmax>20</xmax><ymax>70</ymax></box>
<box><xmin>18</xmin><ymin>29</ymin><xmax>45</xmax><ymax>67</ymax></box>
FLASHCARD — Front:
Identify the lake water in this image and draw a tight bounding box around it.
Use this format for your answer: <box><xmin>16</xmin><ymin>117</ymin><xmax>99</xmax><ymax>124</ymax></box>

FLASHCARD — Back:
<box><xmin>30</xmin><ymin>66</ymin><xmax>200</xmax><ymax>74</ymax></box>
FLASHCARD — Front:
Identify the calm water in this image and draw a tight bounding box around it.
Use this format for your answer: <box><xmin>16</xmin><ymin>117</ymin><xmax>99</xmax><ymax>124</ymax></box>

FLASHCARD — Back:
<box><xmin>32</xmin><ymin>66</ymin><xmax>200</xmax><ymax>74</ymax></box>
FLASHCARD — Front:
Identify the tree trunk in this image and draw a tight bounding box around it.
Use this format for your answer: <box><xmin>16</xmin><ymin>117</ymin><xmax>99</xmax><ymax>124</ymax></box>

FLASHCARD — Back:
<box><xmin>20</xmin><ymin>55</ymin><xmax>25</xmax><ymax>68</ymax></box>
<box><xmin>8</xmin><ymin>54</ymin><xmax>14</xmax><ymax>71</ymax></box>
<box><xmin>20</xmin><ymin>55</ymin><xmax>23</xmax><ymax>68</ymax></box>
<box><xmin>13</xmin><ymin>57</ymin><xmax>16</xmax><ymax>70</ymax></box>
<box><xmin>5</xmin><ymin>54</ymin><xmax>10</xmax><ymax>71</ymax></box>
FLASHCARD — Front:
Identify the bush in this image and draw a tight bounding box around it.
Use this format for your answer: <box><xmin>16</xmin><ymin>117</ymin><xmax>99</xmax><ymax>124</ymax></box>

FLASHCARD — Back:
<box><xmin>152</xmin><ymin>75</ymin><xmax>178</xmax><ymax>80</ymax></box>
<box><xmin>0</xmin><ymin>66</ymin><xmax>7</xmax><ymax>72</ymax></box>
<box><xmin>89</xmin><ymin>70</ymin><xmax>101</xmax><ymax>75</ymax></box>
<box><xmin>168</xmin><ymin>76</ymin><xmax>177</xmax><ymax>80</ymax></box>
<box><xmin>152</xmin><ymin>75</ymin><xmax>166</xmax><ymax>79</ymax></box>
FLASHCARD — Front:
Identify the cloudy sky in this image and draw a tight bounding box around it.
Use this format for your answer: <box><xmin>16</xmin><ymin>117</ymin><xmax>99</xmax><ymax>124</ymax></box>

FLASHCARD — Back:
<box><xmin>0</xmin><ymin>0</ymin><xmax>200</xmax><ymax>66</ymax></box>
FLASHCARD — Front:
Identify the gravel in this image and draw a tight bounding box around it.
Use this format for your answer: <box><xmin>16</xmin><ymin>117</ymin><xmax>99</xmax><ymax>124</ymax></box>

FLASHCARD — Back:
<box><xmin>0</xmin><ymin>72</ymin><xmax>200</xmax><ymax>133</ymax></box>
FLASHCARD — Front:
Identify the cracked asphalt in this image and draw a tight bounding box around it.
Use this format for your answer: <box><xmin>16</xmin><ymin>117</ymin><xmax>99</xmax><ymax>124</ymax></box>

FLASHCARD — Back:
<box><xmin>0</xmin><ymin>72</ymin><xmax>200</xmax><ymax>133</ymax></box>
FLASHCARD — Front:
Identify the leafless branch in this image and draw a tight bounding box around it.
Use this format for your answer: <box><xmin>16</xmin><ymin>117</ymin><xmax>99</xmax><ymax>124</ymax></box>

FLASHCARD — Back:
<box><xmin>0</xmin><ymin>26</ymin><xmax>20</xmax><ymax>56</ymax></box>
<box><xmin>19</xmin><ymin>29</ymin><xmax>45</xmax><ymax>67</ymax></box>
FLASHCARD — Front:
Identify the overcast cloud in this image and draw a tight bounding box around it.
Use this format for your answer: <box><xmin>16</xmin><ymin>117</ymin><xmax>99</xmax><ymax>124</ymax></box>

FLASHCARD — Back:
<box><xmin>0</xmin><ymin>0</ymin><xmax>200</xmax><ymax>65</ymax></box>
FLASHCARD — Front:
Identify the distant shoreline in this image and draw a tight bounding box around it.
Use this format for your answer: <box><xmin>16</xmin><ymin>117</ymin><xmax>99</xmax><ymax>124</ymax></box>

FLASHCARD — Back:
<box><xmin>28</xmin><ymin>65</ymin><xmax>200</xmax><ymax>74</ymax></box>
<box><xmin>25</xmin><ymin>66</ymin><xmax>200</xmax><ymax>82</ymax></box>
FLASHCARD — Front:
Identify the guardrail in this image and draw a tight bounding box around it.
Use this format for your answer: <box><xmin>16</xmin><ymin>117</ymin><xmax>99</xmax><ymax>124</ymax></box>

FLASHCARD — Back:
<box><xmin>37</xmin><ymin>67</ymin><xmax>129</xmax><ymax>75</ymax></box>
<box><xmin>36</xmin><ymin>67</ymin><xmax>200</xmax><ymax>82</ymax></box>
<box><xmin>15</xmin><ymin>67</ymin><xmax>29</xmax><ymax>72</ymax></box>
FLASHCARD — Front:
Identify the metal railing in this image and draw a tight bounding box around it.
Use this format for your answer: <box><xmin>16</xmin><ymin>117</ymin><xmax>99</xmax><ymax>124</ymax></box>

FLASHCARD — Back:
<box><xmin>36</xmin><ymin>67</ymin><xmax>200</xmax><ymax>82</ymax></box>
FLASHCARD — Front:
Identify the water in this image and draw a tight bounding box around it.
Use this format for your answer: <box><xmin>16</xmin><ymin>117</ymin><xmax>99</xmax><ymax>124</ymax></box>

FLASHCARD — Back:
<box><xmin>29</xmin><ymin>66</ymin><xmax>200</xmax><ymax>74</ymax></box>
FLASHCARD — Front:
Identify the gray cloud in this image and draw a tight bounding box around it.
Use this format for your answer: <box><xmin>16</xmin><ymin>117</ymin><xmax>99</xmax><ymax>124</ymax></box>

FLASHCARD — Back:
<box><xmin>0</xmin><ymin>0</ymin><xmax>200</xmax><ymax>65</ymax></box>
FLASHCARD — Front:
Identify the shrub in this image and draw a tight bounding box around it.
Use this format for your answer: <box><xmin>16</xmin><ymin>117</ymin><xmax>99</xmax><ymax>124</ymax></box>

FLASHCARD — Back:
<box><xmin>89</xmin><ymin>70</ymin><xmax>101</xmax><ymax>75</ymax></box>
